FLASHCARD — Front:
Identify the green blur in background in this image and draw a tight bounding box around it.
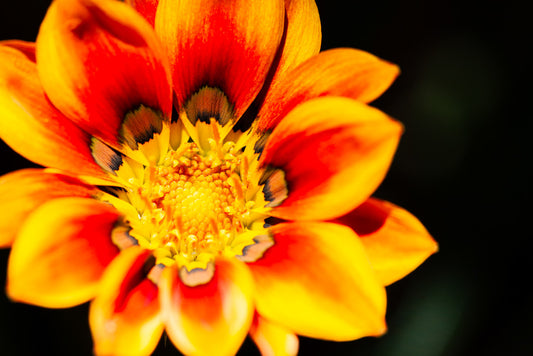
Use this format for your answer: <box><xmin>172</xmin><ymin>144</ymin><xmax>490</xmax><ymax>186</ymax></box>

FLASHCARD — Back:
<box><xmin>0</xmin><ymin>0</ymin><xmax>530</xmax><ymax>355</ymax></box>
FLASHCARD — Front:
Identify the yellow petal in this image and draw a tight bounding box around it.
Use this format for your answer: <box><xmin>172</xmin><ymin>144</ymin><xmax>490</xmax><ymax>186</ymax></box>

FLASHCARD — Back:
<box><xmin>0</xmin><ymin>169</ymin><xmax>96</xmax><ymax>248</ymax></box>
<box><xmin>7</xmin><ymin>197</ymin><xmax>120</xmax><ymax>308</ymax></box>
<box><xmin>155</xmin><ymin>0</ymin><xmax>285</xmax><ymax>123</ymax></box>
<box><xmin>249</xmin><ymin>313</ymin><xmax>299</xmax><ymax>356</ymax></box>
<box><xmin>159</xmin><ymin>258</ymin><xmax>254</xmax><ymax>356</ymax></box>
<box><xmin>90</xmin><ymin>247</ymin><xmax>163</xmax><ymax>356</ymax></box>
<box><xmin>247</xmin><ymin>222</ymin><xmax>387</xmax><ymax>341</ymax></box>
<box><xmin>260</xmin><ymin>96</ymin><xmax>402</xmax><ymax>220</ymax></box>
<box><xmin>36</xmin><ymin>0</ymin><xmax>172</xmax><ymax>148</ymax></box>
<box><xmin>335</xmin><ymin>198</ymin><xmax>438</xmax><ymax>286</ymax></box>
<box><xmin>0</xmin><ymin>42</ymin><xmax>112</xmax><ymax>180</ymax></box>
<box><xmin>257</xmin><ymin>48</ymin><xmax>399</xmax><ymax>132</ymax></box>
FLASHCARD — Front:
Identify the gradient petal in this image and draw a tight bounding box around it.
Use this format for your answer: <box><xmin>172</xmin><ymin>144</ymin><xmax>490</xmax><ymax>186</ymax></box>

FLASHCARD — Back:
<box><xmin>0</xmin><ymin>42</ymin><xmax>111</xmax><ymax>179</ymax></box>
<box><xmin>257</xmin><ymin>48</ymin><xmax>399</xmax><ymax>132</ymax></box>
<box><xmin>250</xmin><ymin>313</ymin><xmax>299</xmax><ymax>356</ymax></box>
<box><xmin>335</xmin><ymin>198</ymin><xmax>438</xmax><ymax>286</ymax></box>
<box><xmin>36</xmin><ymin>0</ymin><xmax>172</xmax><ymax>148</ymax></box>
<box><xmin>159</xmin><ymin>258</ymin><xmax>254</xmax><ymax>356</ymax></box>
<box><xmin>155</xmin><ymin>0</ymin><xmax>285</xmax><ymax>124</ymax></box>
<box><xmin>7</xmin><ymin>197</ymin><xmax>121</xmax><ymax>308</ymax></box>
<box><xmin>0</xmin><ymin>169</ymin><xmax>97</xmax><ymax>248</ymax></box>
<box><xmin>260</xmin><ymin>96</ymin><xmax>402</xmax><ymax>220</ymax></box>
<box><xmin>253</xmin><ymin>0</ymin><xmax>321</xmax><ymax>115</ymax></box>
<box><xmin>247</xmin><ymin>222</ymin><xmax>387</xmax><ymax>340</ymax></box>
<box><xmin>90</xmin><ymin>247</ymin><xmax>163</xmax><ymax>356</ymax></box>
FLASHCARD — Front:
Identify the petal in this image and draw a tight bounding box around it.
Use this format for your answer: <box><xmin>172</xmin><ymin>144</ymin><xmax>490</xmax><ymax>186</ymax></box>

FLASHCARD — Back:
<box><xmin>0</xmin><ymin>169</ymin><xmax>97</xmax><ymax>248</ymax></box>
<box><xmin>257</xmin><ymin>48</ymin><xmax>399</xmax><ymax>132</ymax></box>
<box><xmin>126</xmin><ymin>0</ymin><xmax>159</xmax><ymax>26</ymax></box>
<box><xmin>0</xmin><ymin>42</ymin><xmax>112</xmax><ymax>180</ymax></box>
<box><xmin>155</xmin><ymin>0</ymin><xmax>285</xmax><ymax>123</ymax></box>
<box><xmin>247</xmin><ymin>222</ymin><xmax>387</xmax><ymax>341</ymax></box>
<box><xmin>36</xmin><ymin>0</ymin><xmax>172</xmax><ymax>148</ymax></box>
<box><xmin>90</xmin><ymin>247</ymin><xmax>163</xmax><ymax>356</ymax></box>
<box><xmin>335</xmin><ymin>198</ymin><xmax>438</xmax><ymax>286</ymax></box>
<box><xmin>260</xmin><ymin>97</ymin><xmax>403</xmax><ymax>221</ymax></box>
<box><xmin>159</xmin><ymin>258</ymin><xmax>254</xmax><ymax>356</ymax></box>
<box><xmin>256</xmin><ymin>0</ymin><xmax>321</xmax><ymax>112</ymax></box>
<box><xmin>7</xmin><ymin>197</ymin><xmax>121</xmax><ymax>308</ymax></box>
<box><xmin>249</xmin><ymin>313</ymin><xmax>299</xmax><ymax>356</ymax></box>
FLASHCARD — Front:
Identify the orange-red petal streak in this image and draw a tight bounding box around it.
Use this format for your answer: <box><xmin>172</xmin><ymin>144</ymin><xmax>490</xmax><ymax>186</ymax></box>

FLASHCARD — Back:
<box><xmin>0</xmin><ymin>42</ymin><xmax>111</xmax><ymax>180</ymax></box>
<box><xmin>335</xmin><ymin>198</ymin><xmax>438</xmax><ymax>286</ymax></box>
<box><xmin>0</xmin><ymin>169</ymin><xmax>97</xmax><ymax>248</ymax></box>
<box><xmin>257</xmin><ymin>48</ymin><xmax>399</xmax><ymax>132</ymax></box>
<box><xmin>159</xmin><ymin>258</ymin><xmax>254</xmax><ymax>356</ymax></box>
<box><xmin>126</xmin><ymin>0</ymin><xmax>159</xmax><ymax>26</ymax></box>
<box><xmin>36</xmin><ymin>0</ymin><xmax>172</xmax><ymax>148</ymax></box>
<box><xmin>90</xmin><ymin>247</ymin><xmax>163</xmax><ymax>356</ymax></box>
<box><xmin>155</xmin><ymin>0</ymin><xmax>285</xmax><ymax>121</ymax></box>
<box><xmin>258</xmin><ymin>0</ymin><xmax>321</xmax><ymax>114</ymax></box>
<box><xmin>261</xmin><ymin>96</ymin><xmax>402</xmax><ymax>221</ymax></box>
<box><xmin>7</xmin><ymin>197</ymin><xmax>121</xmax><ymax>308</ymax></box>
<box><xmin>247</xmin><ymin>222</ymin><xmax>387</xmax><ymax>341</ymax></box>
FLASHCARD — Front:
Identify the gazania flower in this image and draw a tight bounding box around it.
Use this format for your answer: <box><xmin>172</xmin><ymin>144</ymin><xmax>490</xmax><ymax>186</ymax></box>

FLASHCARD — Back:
<box><xmin>0</xmin><ymin>0</ymin><xmax>437</xmax><ymax>355</ymax></box>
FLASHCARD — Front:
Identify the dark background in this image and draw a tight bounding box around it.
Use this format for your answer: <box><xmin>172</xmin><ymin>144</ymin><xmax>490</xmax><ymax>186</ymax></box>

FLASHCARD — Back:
<box><xmin>0</xmin><ymin>0</ymin><xmax>530</xmax><ymax>355</ymax></box>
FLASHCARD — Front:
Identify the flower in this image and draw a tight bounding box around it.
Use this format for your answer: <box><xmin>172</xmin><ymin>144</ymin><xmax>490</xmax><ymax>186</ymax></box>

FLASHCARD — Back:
<box><xmin>0</xmin><ymin>0</ymin><xmax>437</xmax><ymax>355</ymax></box>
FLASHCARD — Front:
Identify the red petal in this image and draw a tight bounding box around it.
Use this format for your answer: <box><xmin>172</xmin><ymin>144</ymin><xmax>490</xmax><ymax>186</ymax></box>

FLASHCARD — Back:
<box><xmin>257</xmin><ymin>0</ymin><xmax>321</xmax><ymax>115</ymax></box>
<box><xmin>90</xmin><ymin>247</ymin><xmax>163</xmax><ymax>356</ymax></box>
<box><xmin>159</xmin><ymin>258</ymin><xmax>254</xmax><ymax>355</ymax></box>
<box><xmin>0</xmin><ymin>42</ymin><xmax>112</xmax><ymax>180</ymax></box>
<box><xmin>335</xmin><ymin>198</ymin><xmax>438</xmax><ymax>286</ymax></box>
<box><xmin>0</xmin><ymin>169</ymin><xmax>97</xmax><ymax>248</ymax></box>
<box><xmin>155</xmin><ymin>0</ymin><xmax>285</xmax><ymax>123</ymax></box>
<box><xmin>36</xmin><ymin>0</ymin><xmax>172</xmax><ymax>148</ymax></box>
<box><xmin>258</xmin><ymin>48</ymin><xmax>400</xmax><ymax>132</ymax></box>
<box><xmin>247</xmin><ymin>222</ymin><xmax>387</xmax><ymax>341</ymax></box>
<box><xmin>7</xmin><ymin>197</ymin><xmax>121</xmax><ymax>308</ymax></box>
<box><xmin>260</xmin><ymin>97</ymin><xmax>402</xmax><ymax>220</ymax></box>
<box><xmin>126</xmin><ymin>0</ymin><xmax>159</xmax><ymax>26</ymax></box>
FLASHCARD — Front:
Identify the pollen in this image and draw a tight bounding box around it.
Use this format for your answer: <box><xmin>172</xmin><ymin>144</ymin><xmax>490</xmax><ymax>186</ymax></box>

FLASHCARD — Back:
<box><xmin>118</xmin><ymin>141</ymin><xmax>265</xmax><ymax>271</ymax></box>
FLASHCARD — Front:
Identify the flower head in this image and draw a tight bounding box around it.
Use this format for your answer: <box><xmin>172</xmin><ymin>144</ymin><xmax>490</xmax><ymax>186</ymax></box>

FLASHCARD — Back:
<box><xmin>0</xmin><ymin>0</ymin><xmax>437</xmax><ymax>355</ymax></box>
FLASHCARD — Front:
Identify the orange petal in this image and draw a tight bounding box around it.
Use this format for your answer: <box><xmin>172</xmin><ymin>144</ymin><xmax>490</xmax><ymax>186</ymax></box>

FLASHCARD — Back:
<box><xmin>0</xmin><ymin>169</ymin><xmax>97</xmax><ymax>248</ymax></box>
<box><xmin>7</xmin><ymin>197</ymin><xmax>121</xmax><ymax>308</ymax></box>
<box><xmin>0</xmin><ymin>42</ymin><xmax>111</xmax><ymax>180</ymax></box>
<box><xmin>250</xmin><ymin>313</ymin><xmax>299</xmax><ymax>356</ymax></box>
<box><xmin>90</xmin><ymin>247</ymin><xmax>163</xmax><ymax>356</ymax></box>
<box><xmin>256</xmin><ymin>0</ymin><xmax>321</xmax><ymax>113</ymax></box>
<box><xmin>260</xmin><ymin>96</ymin><xmax>403</xmax><ymax>220</ymax></box>
<box><xmin>126</xmin><ymin>0</ymin><xmax>159</xmax><ymax>26</ymax></box>
<box><xmin>36</xmin><ymin>0</ymin><xmax>172</xmax><ymax>148</ymax></box>
<box><xmin>159</xmin><ymin>258</ymin><xmax>254</xmax><ymax>356</ymax></box>
<box><xmin>335</xmin><ymin>198</ymin><xmax>438</xmax><ymax>286</ymax></box>
<box><xmin>257</xmin><ymin>48</ymin><xmax>399</xmax><ymax>132</ymax></box>
<box><xmin>246</xmin><ymin>222</ymin><xmax>387</xmax><ymax>341</ymax></box>
<box><xmin>155</xmin><ymin>0</ymin><xmax>285</xmax><ymax>123</ymax></box>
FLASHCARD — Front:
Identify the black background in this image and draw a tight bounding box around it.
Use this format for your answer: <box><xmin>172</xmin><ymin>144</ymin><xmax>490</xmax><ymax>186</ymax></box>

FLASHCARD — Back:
<box><xmin>0</xmin><ymin>0</ymin><xmax>530</xmax><ymax>355</ymax></box>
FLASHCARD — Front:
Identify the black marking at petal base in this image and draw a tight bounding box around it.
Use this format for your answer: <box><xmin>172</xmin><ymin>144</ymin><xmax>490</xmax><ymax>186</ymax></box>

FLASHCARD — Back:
<box><xmin>261</xmin><ymin>167</ymin><xmax>289</xmax><ymax>208</ymax></box>
<box><xmin>236</xmin><ymin>234</ymin><xmax>275</xmax><ymax>262</ymax></box>
<box><xmin>90</xmin><ymin>137</ymin><xmax>123</xmax><ymax>174</ymax></box>
<box><xmin>119</xmin><ymin>105</ymin><xmax>164</xmax><ymax>150</ymax></box>
<box><xmin>253</xmin><ymin>130</ymin><xmax>271</xmax><ymax>155</ymax></box>
<box><xmin>184</xmin><ymin>86</ymin><xmax>235</xmax><ymax>126</ymax></box>
<box><xmin>179</xmin><ymin>263</ymin><xmax>215</xmax><ymax>287</ymax></box>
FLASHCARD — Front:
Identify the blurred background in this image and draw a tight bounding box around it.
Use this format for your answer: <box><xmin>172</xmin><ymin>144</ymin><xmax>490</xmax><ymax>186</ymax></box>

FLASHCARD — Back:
<box><xmin>0</xmin><ymin>0</ymin><xmax>530</xmax><ymax>355</ymax></box>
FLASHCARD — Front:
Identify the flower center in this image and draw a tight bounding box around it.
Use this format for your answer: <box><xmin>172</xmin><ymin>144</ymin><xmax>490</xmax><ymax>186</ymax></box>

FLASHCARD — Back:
<box><xmin>102</xmin><ymin>130</ymin><xmax>270</xmax><ymax>273</ymax></box>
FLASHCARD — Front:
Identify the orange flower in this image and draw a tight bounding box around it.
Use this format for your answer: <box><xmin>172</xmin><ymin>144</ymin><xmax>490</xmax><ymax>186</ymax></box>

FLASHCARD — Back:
<box><xmin>0</xmin><ymin>0</ymin><xmax>437</xmax><ymax>355</ymax></box>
